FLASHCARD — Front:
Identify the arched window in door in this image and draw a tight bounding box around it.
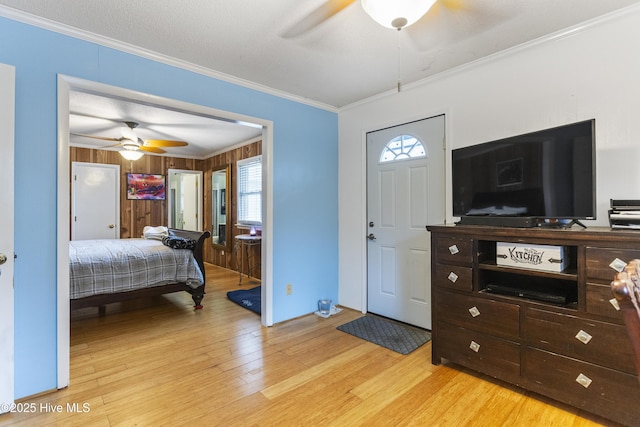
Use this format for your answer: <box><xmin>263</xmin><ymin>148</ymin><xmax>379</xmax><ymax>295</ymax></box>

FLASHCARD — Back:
<box><xmin>379</xmin><ymin>134</ymin><xmax>427</xmax><ymax>163</ymax></box>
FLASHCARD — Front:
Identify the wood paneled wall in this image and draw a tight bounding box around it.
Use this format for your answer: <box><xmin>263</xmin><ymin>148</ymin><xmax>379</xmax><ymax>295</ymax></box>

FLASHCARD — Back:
<box><xmin>70</xmin><ymin>141</ymin><xmax>262</xmax><ymax>279</ymax></box>
<box><xmin>71</xmin><ymin>147</ymin><xmax>204</xmax><ymax>239</ymax></box>
<box><xmin>202</xmin><ymin>141</ymin><xmax>262</xmax><ymax>276</ymax></box>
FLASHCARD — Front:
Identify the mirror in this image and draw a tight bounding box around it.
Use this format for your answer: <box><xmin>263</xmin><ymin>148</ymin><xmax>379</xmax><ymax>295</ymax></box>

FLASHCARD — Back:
<box><xmin>168</xmin><ymin>169</ymin><xmax>203</xmax><ymax>231</ymax></box>
<box><xmin>211</xmin><ymin>164</ymin><xmax>231</xmax><ymax>249</ymax></box>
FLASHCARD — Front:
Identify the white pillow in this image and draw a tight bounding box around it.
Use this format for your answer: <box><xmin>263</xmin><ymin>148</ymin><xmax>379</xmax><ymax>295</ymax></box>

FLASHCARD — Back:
<box><xmin>143</xmin><ymin>225</ymin><xmax>169</xmax><ymax>240</ymax></box>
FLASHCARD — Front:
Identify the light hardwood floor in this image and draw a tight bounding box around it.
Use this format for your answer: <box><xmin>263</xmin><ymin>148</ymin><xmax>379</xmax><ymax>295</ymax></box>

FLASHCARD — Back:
<box><xmin>0</xmin><ymin>264</ymin><xmax>620</xmax><ymax>426</ymax></box>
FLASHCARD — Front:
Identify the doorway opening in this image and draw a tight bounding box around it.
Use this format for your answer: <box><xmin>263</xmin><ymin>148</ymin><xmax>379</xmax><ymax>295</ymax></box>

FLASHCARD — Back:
<box><xmin>57</xmin><ymin>75</ymin><xmax>274</xmax><ymax>389</ymax></box>
<box><xmin>168</xmin><ymin>169</ymin><xmax>203</xmax><ymax>231</ymax></box>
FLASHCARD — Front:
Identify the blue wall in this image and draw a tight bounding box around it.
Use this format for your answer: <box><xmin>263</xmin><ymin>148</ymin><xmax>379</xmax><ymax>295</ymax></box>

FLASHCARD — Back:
<box><xmin>0</xmin><ymin>16</ymin><xmax>338</xmax><ymax>399</ymax></box>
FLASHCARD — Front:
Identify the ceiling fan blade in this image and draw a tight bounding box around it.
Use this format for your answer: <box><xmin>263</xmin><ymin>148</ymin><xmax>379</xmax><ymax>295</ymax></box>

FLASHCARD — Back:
<box><xmin>281</xmin><ymin>0</ymin><xmax>357</xmax><ymax>38</ymax></box>
<box><xmin>71</xmin><ymin>133</ymin><xmax>124</xmax><ymax>142</ymax></box>
<box><xmin>406</xmin><ymin>0</ymin><xmax>509</xmax><ymax>52</ymax></box>
<box><xmin>440</xmin><ymin>0</ymin><xmax>466</xmax><ymax>11</ymax></box>
<box><xmin>144</xmin><ymin>139</ymin><xmax>189</xmax><ymax>147</ymax></box>
<box><xmin>139</xmin><ymin>145</ymin><xmax>166</xmax><ymax>154</ymax></box>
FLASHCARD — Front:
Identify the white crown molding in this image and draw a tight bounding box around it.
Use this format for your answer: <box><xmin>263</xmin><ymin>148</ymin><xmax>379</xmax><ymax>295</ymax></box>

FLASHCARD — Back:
<box><xmin>0</xmin><ymin>5</ymin><xmax>339</xmax><ymax>113</ymax></box>
<box><xmin>340</xmin><ymin>2</ymin><xmax>640</xmax><ymax>112</ymax></box>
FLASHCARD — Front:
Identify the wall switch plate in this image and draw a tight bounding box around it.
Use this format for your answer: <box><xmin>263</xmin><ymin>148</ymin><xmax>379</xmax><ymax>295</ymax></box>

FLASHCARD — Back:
<box><xmin>286</xmin><ymin>283</ymin><xmax>292</xmax><ymax>295</ymax></box>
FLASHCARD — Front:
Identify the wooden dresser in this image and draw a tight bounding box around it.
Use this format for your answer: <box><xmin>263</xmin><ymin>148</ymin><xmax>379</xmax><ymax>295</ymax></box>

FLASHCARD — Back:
<box><xmin>427</xmin><ymin>224</ymin><xmax>640</xmax><ymax>426</ymax></box>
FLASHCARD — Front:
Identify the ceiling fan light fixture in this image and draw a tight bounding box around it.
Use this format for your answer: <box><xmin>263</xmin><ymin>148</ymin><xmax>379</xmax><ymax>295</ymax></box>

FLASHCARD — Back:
<box><xmin>119</xmin><ymin>148</ymin><xmax>144</xmax><ymax>161</ymax></box>
<box><xmin>121</xmin><ymin>140</ymin><xmax>140</xmax><ymax>150</ymax></box>
<box><xmin>361</xmin><ymin>0</ymin><xmax>436</xmax><ymax>29</ymax></box>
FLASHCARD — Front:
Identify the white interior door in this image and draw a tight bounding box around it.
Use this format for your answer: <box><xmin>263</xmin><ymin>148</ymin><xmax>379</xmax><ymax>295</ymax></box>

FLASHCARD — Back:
<box><xmin>72</xmin><ymin>162</ymin><xmax>120</xmax><ymax>240</ymax></box>
<box><xmin>366</xmin><ymin>115</ymin><xmax>445</xmax><ymax>329</ymax></box>
<box><xmin>0</xmin><ymin>63</ymin><xmax>16</xmax><ymax>413</ymax></box>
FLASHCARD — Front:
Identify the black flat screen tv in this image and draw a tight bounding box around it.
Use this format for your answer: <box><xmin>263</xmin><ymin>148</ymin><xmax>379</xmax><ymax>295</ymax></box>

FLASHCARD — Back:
<box><xmin>452</xmin><ymin>119</ymin><xmax>595</xmax><ymax>227</ymax></box>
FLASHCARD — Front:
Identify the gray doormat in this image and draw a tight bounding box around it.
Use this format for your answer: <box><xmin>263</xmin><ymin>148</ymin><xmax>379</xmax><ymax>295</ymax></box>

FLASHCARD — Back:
<box><xmin>337</xmin><ymin>315</ymin><xmax>431</xmax><ymax>355</ymax></box>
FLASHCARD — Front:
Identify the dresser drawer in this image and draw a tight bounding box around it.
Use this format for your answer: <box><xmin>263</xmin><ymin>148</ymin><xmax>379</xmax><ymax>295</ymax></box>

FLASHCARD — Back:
<box><xmin>586</xmin><ymin>282</ymin><xmax>625</xmax><ymax>321</ymax></box>
<box><xmin>434</xmin><ymin>263</ymin><xmax>473</xmax><ymax>292</ymax></box>
<box><xmin>434</xmin><ymin>236</ymin><xmax>473</xmax><ymax>265</ymax></box>
<box><xmin>523</xmin><ymin>347</ymin><xmax>640</xmax><ymax>426</ymax></box>
<box><xmin>585</xmin><ymin>247</ymin><xmax>640</xmax><ymax>282</ymax></box>
<box><xmin>437</xmin><ymin>322</ymin><xmax>520</xmax><ymax>383</ymax></box>
<box><xmin>435</xmin><ymin>290</ymin><xmax>520</xmax><ymax>340</ymax></box>
<box><xmin>523</xmin><ymin>307</ymin><xmax>635</xmax><ymax>374</ymax></box>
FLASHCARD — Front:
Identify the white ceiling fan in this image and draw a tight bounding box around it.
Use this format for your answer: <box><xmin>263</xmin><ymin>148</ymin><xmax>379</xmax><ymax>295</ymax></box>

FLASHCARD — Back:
<box><xmin>361</xmin><ymin>0</ymin><xmax>437</xmax><ymax>29</ymax></box>
<box><xmin>282</xmin><ymin>0</ymin><xmax>471</xmax><ymax>92</ymax></box>
<box><xmin>282</xmin><ymin>0</ymin><xmax>467</xmax><ymax>38</ymax></box>
<box><xmin>72</xmin><ymin>120</ymin><xmax>189</xmax><ymax>161</ymax></box>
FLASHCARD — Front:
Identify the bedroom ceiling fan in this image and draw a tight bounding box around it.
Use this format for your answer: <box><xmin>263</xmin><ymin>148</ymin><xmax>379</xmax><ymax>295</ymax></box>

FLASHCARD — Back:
<box><xmin>71</xmin><ymin>120</ymin><xmax>189</xmax><ymax>161</ymax></box>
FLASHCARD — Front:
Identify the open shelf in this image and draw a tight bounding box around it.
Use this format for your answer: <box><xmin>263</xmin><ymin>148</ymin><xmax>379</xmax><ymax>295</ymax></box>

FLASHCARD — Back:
<box><xmin>476</xmin><ymin>238</ymin><xmax>578</xmax><ymax>307</ymax></box>
<box><xmin>478</xmin><ymin>269</ymin><xmax>578</xmax><ymax>308</ymax></box>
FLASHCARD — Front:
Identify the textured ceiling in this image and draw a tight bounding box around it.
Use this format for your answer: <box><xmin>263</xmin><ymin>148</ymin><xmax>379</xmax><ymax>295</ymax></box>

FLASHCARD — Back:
<box><xmin>2</xmin><ymin>0</ymin><xmax>638</xmax><ymax>159</ymax></box>
<box><xmin>68</xmin><ymin>91</ymin><xmax>263</xmax><ymax>159</ymax></box>
<box><xmin>1</xmin><ymin>0</ymin><xmax>638</xmax><ymax>109</ymax></box>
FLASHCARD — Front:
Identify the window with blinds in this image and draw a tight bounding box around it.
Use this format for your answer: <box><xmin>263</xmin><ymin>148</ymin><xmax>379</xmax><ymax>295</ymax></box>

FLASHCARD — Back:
<box><xmin>237</xmin><ymin>155</ymin><xmax>262</xmax><ymax>226</ymax></box>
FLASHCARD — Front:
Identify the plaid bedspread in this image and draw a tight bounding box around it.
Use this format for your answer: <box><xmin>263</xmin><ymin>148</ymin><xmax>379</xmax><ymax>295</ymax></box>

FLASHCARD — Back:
<box><xmin>69</xmin><ymin>238</ymin><xmax>204</xmax><ymax>299</ymax></box>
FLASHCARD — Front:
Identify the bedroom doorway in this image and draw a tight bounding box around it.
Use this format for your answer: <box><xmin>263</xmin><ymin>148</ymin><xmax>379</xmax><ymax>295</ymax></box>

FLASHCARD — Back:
<box><xmin>57</xmin><ymin>75</ymin><xmax>274</xmax><ymax>390</ymax></box>
<box><xmin>168</xmin><ymin>169</ymin><xmax>203</xmax><ymax>231</ymax></box>
<box><xmin>0</xmin><ymin>62</ymin><xmax>15</xmax><ymax>413</ymax></box>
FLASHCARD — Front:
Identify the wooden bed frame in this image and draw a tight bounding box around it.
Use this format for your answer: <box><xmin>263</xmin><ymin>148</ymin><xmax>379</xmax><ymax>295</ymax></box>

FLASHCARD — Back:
<box><xmin>70</xmin><ymin>229</ymin><xmax>211</xmax><ymax>310</ymax></box>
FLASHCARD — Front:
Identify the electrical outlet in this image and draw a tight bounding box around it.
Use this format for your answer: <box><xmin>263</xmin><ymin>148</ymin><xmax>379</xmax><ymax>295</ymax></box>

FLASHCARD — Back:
<box><xmin>286</xmin><ymin>283</ymin><xmax>293</xmax><ymax>295</ymax></box>
<box><xmin>221</xmin><ymin>250</ymin><xmax>225</xmax><ymax>256</ymax></box>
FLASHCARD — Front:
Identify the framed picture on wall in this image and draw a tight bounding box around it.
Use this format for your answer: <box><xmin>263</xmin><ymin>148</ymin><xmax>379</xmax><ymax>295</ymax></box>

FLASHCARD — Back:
<box><xmin>127</xmin><ymin>173</ymin><xmax>166</xmax><ymax>200</ymax></box>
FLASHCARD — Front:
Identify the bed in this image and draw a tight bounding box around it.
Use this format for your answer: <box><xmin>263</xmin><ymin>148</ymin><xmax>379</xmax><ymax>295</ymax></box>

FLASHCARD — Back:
<box><xmin>69</xmin><ymin>228</ymin><xmax>211</xmax><ymax>310</ymax></box>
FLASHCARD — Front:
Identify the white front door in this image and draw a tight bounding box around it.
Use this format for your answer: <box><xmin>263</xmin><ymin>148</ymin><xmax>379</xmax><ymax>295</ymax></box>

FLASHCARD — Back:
<box><xmin>0</xmin><ymin>63</ymin><xmax>16</xmax><ymax>413</ymax></box>
<box><xmin>71</xmin><ymin>162</ymin><xmax>120</xmax><ymax>240</ymax></box>
<box><xmin>366</xmin><ymin>115</ymin><xmax>445</xmax><ymax>329</ymax></box>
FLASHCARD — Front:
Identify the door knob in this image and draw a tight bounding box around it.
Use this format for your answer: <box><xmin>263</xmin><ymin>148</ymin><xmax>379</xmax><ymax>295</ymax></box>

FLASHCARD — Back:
<box><xmin>0</xmin><ymin>253</ymin><xmax>6</xmax><ymax>265</ymax></box>
<box><xmin>108</xmin><ymin>224</ymin><xmax>115</xmax><ymax>229</ymax></box>
<box><xmin>367</xmin><ymin>233</ymin><xmax>376</xmax><ymax>241</ymax></box>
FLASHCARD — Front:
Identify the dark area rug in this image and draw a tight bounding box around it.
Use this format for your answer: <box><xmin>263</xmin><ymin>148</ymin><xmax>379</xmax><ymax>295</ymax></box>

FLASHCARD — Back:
<box><xmin>227</xmin><ymin>286</ymin><xmax>261</xmax><ymax>314</ymax></box>
<box><xmin>337</xmin><ymin>315</ymin><xmax>431</xmax><ymax>355</ymax></box>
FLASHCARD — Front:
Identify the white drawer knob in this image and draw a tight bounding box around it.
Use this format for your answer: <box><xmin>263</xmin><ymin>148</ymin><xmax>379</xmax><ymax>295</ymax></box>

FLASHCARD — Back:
<box><xmin>609</xmin><ymin>298</ymin><xmax>620</xmax><ymax>311</ymax></box>
<box><xmin>576</xmin><ymin>373</ymin><xmax>592</xmax><ymax>388</ymax></box>
<box><xmin>575</xmin><ymin>329</ymin><xmax>592</xmax><ymax>344</ymax></box>
<box><xmin>468</xmin><ymin>306</ymin><xmax>480</xmax><ymax>317</ymax></box>
<box><xmin>449</xmin><ymin>244</ymin><xmax>459</xmax><ymax>255</ymax></box>
<box><xmin>609</xmin><ymin>258</ymin><xmax>626</xmax><ymax>272</ymax></box>
<box><xmin>469</xmin><ymin>341</ymin><xmax>480</xmax><ymax>353</ymax></box>
<box><xmin>448</xmin><ymin>272</ymin><xmax>459</xmax><ymax>283</ymax></box>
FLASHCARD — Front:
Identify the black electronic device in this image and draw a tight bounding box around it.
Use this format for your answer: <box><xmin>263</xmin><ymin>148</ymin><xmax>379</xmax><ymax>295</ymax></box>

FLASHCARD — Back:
<box><xmin>610</xmin><ymin>199</ymin><xmax>640</xmax><ymax>210</ymax></box>
<box><xmin>452</xmin><ymin>119</ymin><xmax>596</xmax><ymax>227</ymax></box>
<box><xmin>455</xmin><ymin>215</ymin><xmax>541</xmax><ymax>228</ymax></box>
<box><xmin>485</xmin><ymin>283</ymin><xmax>568</xmax><ymax>305</ymax></box>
